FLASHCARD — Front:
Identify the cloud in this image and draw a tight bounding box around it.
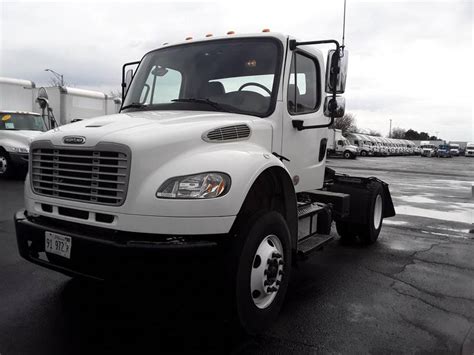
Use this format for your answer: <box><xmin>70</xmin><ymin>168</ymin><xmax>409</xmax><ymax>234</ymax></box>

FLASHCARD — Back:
<box><xmin>0</xmin><ymin>0</ymin><xmax>472</xmax><ymax>141</ymax></box>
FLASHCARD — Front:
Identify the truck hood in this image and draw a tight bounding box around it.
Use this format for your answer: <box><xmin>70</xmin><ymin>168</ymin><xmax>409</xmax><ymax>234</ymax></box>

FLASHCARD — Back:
<box><xmin>34</xmin><ymin>110</ymin><xmax>272</xmax><ymax>150</ymax></box>
<box><xmin>1</xmin><ymin>130</ymin><xmax>44</xmax><ymax>149</ymax></box>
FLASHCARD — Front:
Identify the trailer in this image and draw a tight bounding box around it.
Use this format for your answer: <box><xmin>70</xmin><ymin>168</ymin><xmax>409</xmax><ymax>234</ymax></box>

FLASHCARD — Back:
<box><xmin>0</xmin><ymin>77</ymin><xmax>37</xmax><ymax>112</ymax></box>
<box><xmin>14</xmin><ymin>32</ymin><xmax>395</xmax><ymax>333</ymax></box>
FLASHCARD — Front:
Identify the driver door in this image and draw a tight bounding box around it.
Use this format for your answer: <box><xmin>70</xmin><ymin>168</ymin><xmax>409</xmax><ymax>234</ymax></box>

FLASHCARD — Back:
<box><xmin>281</xmin><ymin>49</ymin><xmax>328</xmax><ymax>192</ymax></box>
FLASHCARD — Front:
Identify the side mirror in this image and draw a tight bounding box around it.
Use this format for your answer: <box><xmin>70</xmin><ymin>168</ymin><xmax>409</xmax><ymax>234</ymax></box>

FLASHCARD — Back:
<box><xmin>121</xmin><ymin>61</ymin><xmax>140</xmax><ymax>102</ymax></box>
<box><xmin>125</xmin><ymin>69</ymin><xmax>134</xmax><ymax>90</ymax></box>
<box><xmin>325</xmin><ymin>49</ymin><xmax>348</xmax><ymax>94</ymax></box>
<box><xmin>324</xmin><ymin>96</ymin><xmax>345</xmax><ymax>118</ymax></box>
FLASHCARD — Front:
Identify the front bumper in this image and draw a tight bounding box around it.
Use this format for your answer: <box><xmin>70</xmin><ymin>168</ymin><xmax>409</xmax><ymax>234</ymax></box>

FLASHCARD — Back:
<box><xmin>15</xmin><ymin>209</ymin><xmax>226</xmax><ymax>280</ymax></box>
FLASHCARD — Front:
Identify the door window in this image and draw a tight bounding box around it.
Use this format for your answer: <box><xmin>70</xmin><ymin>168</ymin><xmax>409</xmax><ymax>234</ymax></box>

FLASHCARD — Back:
<box><xmin>287</xmin><ymin>52</ymin><xmax>321</xmax><ymax>114</ymax></box>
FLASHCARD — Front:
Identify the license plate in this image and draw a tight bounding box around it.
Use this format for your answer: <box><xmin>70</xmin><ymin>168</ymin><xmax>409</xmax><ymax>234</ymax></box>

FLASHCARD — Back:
<box><xmin>45</xmin><ymin>231</ymin><xmax>72</xmax><ymax>259</ymax></box>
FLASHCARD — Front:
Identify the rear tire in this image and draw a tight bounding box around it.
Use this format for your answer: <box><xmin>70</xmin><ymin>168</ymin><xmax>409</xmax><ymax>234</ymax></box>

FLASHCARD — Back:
<box><xmin>336</xmin><ymin>182</ymin><xmax>385</xmax><ymax>245</ymax></box>
<box><xmin>227</xmin><ymin>211</ymin><xmax>292</xmax><ymax>334</ymax></box>
<box><xmin>357</xmin><ymin>182</ymin><xmax>384</xmax><ymax>245</ymax></box>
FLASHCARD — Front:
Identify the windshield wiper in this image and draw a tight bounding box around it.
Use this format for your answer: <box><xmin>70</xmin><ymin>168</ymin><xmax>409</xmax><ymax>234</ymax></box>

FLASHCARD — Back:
<box><xmin>121</xmin><ymin>102</ymin><xmax>148</xmax><ymax>111</ymax></box>
<box><xmin>171</xmin><ymin>98</ymin><xmax>228</xmax><ymax>112</ymax></box>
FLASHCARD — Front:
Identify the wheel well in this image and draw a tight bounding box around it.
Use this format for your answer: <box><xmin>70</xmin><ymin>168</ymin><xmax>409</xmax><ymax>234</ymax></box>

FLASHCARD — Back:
<box><xmin>231</xmin><ymin>167</ymin><xmax>298</xmax><ymax>251</ymax></box>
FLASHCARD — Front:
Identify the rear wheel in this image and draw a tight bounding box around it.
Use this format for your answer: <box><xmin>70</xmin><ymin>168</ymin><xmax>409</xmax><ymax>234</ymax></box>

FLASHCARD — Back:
<box><xmin>227</xmin><ymin>211</ymin><xmax>292</xmax><ymax>334</ymax></box>
<box><xmin>336</xmin><ymin>182</ymin><xmax>385</xmax><ymax>245</ymax></box>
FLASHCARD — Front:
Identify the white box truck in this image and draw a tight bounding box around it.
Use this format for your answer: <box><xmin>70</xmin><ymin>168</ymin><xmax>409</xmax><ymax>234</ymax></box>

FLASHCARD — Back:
<box><xmin>327</xmin><ymin>128</ymin><xmax>358</xmax><ymax>158</ymax></box>
<box><xmin>15</xmin><ymin>32</ymin><xmax>395</xmax><ymax>333</ymax></box>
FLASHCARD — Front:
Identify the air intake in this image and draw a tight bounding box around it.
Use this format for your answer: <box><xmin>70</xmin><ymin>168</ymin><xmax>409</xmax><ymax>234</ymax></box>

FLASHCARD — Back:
<box><xmin>203</xmin><ymin>124</ymin><xmax>251</xmax><ymax>142</ymax></box>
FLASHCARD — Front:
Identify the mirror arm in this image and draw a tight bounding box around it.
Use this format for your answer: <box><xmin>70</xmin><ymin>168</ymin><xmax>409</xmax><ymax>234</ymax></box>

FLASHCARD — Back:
<box><xmin>290</xmin><ymin>39</ymin><xmax>341</xmax><ymax>131</ymax></box>
<box><xmin>121</xmin><ymin>60</ymin><xmax>140</xmax><ymax>102</ymax></box>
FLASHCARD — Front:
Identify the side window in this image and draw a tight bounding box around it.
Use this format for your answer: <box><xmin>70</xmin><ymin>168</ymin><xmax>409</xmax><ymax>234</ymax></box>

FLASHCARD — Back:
<box><xmin>288</xmin><ymin>52</ymin><xmax>320</xmax><ymax>114</ymax></box>
<box><xmin>337</xmin><ymin>140</ymin><xmax>343</xmax><ymax>146</ymax></box>
<box><xmin>354</xmin><ymin>140</ymin><xmax>359</xmax><ymax>145</ymax></box>
<box><xmin>140</xmin><ymin>66</ymin><xmax>182</xmax><ymax>104</ymax></box>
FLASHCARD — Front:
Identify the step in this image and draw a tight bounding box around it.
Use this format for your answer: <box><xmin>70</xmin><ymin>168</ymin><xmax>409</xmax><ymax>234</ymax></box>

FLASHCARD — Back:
<box><xmin>297</xmin><ymin>234</ymin><xmax>334</xmax><ymax>258</ymax></box>
<box><xmin>297</xmin><ymin>202</ymin><xmax>325</xmax><ymax>219</ymax></box>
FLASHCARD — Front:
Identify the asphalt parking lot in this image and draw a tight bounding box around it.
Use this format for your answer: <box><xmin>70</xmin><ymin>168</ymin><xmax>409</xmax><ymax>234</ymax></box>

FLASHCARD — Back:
<box><xmin>1</xmin><ymin>155</ymin><xmax>473</xmax><ymax>354</ymax></box>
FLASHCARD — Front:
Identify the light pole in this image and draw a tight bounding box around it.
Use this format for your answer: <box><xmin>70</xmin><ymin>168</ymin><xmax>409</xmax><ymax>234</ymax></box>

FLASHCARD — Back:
<box><xmin>44</xmin><ymin>69</ymin><xmax>64</xmax><ymax>86</ymax></box>
<box><xmin>389</xmin><ymin>119</ymin><xmax>392</xmax><ymax>138</ymax></box>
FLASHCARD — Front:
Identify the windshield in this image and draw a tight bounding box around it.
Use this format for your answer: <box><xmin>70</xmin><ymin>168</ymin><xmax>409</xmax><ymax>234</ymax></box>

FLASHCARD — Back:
<box><xmin>467</xmin><ymin>144</ymin><xmax>474</xmax><ymax>149</ymax></box>
<box><xmin>123</xmin><ymin>38</ymin><xmax>282</xmax><ymax>117</ymax></box>
<box><xmin>0</xmin><ymin>113</ymin><xmax>46</xmax><ymax>131</ymax></box>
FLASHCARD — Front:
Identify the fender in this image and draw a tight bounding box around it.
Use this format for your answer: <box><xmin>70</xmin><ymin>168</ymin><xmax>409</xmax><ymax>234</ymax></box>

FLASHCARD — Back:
<box><xmin>125</xmin><ymin>142</ymin><xmax>293</xmax><ymax>220</ymax></box>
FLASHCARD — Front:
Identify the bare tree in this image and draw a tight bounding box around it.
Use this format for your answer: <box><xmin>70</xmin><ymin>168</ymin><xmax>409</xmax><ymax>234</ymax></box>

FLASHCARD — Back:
<box><xmin>330</xmin><ymin>112</ymin><xmax>358</xmax><ymax>134</ymax></box>
<box><xmin>48</xmin><ymin>76</ymin><xmax>69</xmax><ymax>87</ymax></box>
<box><xmin>367</xmin><ymin>129</ymin><xmax>382</xmax><ymax>137</ymax></box>
<box><xmin>391</xmin><ymin>127</ymin><xmax>406</xmax><ymax>139</ymax></box>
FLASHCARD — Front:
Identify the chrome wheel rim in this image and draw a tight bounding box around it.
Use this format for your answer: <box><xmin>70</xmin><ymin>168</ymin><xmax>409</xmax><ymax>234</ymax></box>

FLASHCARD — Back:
<box><xmin>373</xmin><ymin>194</ymin><xmax>383</xmax><ymax>230</ymax></box>
<box><xmin>250</xmin><ymin>234</ymin><xmax>284</xmax><ymax>309</ymax></box>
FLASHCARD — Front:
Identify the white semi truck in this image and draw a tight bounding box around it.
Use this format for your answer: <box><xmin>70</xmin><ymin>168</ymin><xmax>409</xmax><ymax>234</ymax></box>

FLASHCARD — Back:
<box><xmin>327</xmin><ymin>128</ymin><xmax>358</xmax><ymax>158</ymax></box>
<box><xmin>15</xmin><ymin>32</ymin><xmax>395</xmax><ymax>333</ymax></box>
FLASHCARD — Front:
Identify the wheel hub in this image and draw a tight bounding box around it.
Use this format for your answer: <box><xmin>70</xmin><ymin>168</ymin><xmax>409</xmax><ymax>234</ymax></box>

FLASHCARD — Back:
<box><xmin>250</xmin><ymin>235</ymin><xmax>284</xmax><ymax>309</ymax></box>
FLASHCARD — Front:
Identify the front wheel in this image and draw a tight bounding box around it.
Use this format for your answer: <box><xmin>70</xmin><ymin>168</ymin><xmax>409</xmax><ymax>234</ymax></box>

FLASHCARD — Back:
<box><xmin>360</xmin><ymin>150</ymin><xmax>368</xmax><ymax>157</ymax></box>
<box><xmin>343</xmin><ymin>151</ymin><xmax>353</xmax><ymax>159</ymax></box>
<box><xmin>228</xmin><ymin>211</ymin><xmax>292</xmax><ymax>334</ymax></box>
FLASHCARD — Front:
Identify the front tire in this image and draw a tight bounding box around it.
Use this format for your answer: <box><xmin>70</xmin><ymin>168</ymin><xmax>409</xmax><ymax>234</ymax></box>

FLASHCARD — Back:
<box><xmin>360</xmin><ymin>150</ymin><xmax>368</xmax><ymax>157</ymax></box>
<box><xmin>228</xmin><ymin>211</ymin><xmax>292</xmax><ymax>334</ymax></box>
<box><xmin>343</xmin><ymin>151</ymin><xmax>352</xmax><ymax>159</ymax></box>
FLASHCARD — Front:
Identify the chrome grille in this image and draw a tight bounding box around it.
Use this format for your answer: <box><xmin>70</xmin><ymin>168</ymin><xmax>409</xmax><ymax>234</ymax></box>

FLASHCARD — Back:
<box><xmin>31</xmin><ymin>142</ymin><xmax>131</xmax><ymax>206</ymax></box>
<box><xmin>204</xmin><ymin>124</ymin><xmax>251</xmax><ymax>142</ymax></box>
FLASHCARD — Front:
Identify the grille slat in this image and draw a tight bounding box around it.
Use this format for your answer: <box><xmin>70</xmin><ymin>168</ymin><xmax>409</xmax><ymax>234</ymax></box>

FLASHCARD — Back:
<box><xmin>31</xmin><ymin>144</ymin><xmax>130</xmax><ymax>206</ymax></box>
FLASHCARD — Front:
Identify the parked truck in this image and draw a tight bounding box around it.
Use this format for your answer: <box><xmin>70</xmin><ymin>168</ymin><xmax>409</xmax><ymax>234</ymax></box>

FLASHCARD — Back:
<box><xmin>0</xmin><ymin>111</ymin><xmax>48</xmax><ymax>177</ymax></box>
<box><xmin>14</xmin><ymin>32</ymin><xmax>395</xmax><ymax>333</ymax></box>
<box><xmin>327</xmin><ymin>128</ymin><xmax>358</xmax><ymax>158</ymax></box>
<box><xmin>420</xmin><ymin>141</ymin><xmax>436</xmax><ymax>157</ymax></box>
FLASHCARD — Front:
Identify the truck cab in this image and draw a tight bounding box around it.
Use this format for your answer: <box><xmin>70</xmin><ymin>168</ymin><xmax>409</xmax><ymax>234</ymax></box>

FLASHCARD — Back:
<box><xmin>14</xmin><ymin>32</ymin><xmax>395</xmax><ymax>333</ymax></box>
<box><xmin>449</xmin><ymin>143</ymin><xmax>460</xmax><ymax>156</ymax></box>
<box><xmin>465</xmin><ymin>143</ymin><xmax>474</xmax><ymax>157</ymax></box>
<box><xmin>0</xmin><ymin>111</ymin><xmax>47</xmax><ymax>177</ymax></box>
<box><xmin>420</xmin><ymin>141</ymin><xmax>436</xmax><ymax>157</ymax></box>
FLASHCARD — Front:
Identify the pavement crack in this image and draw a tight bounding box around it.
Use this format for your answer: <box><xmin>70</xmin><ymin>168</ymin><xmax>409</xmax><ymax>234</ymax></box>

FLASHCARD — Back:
<box><xmin>390</xmin><ymin>282</ymin><xmax>473</xmax><ymax>322</ymax></box>
<box><xmin>363</xmin><ymin>266</ymin><xmax>474</xmax><ymax>303</ymax></box>
<box><xmin>413</xmin><ymin>257</ymin><xmax>474</xmax><ymax>272</ymax></box>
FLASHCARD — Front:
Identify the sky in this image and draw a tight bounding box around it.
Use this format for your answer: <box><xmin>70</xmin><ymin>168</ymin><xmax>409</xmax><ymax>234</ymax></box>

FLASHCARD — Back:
<box><xmin>0</xmin><ymin>0</ymin><xmax>472</xmax><ymax>141</ymax></box>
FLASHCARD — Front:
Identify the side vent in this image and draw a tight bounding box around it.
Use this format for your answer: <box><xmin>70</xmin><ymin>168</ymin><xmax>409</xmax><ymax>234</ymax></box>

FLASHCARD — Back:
<box><xmin>203</xmin><ymin>124</ymin><xmax>251</xmax><ymax>142</ymax></box>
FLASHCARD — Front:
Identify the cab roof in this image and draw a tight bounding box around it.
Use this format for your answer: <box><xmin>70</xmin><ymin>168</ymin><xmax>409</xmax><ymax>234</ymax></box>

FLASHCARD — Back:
<box><xmin>0</xmin><ymin>110</ymin><xmax>40</xmax><ymax>116</ymax></box>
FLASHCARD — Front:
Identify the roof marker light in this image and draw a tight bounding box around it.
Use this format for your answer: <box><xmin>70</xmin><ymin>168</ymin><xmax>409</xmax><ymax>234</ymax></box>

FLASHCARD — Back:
<box><xmin>185</xmin><ymin>37</ymin><xmax>193</xmax><ymax>40</ymax></box>
<box><xmin>227</xmin><ymin>31</ymin><xmax>235</xmax><ymax>35</ymax></box>
<box><xmin>162</xmin><ymin>42</ymin><xmax>168</xmax><ymax>45</ymax></box>
<box><xmin>205</xmin><ymin>33</ymin><xmax>213</xmax><ymax>37</ymax></box>
<box><xmin>262</xmin><ymin>28</ymin><xmax>270</xmax><ymax>32</ymax></box>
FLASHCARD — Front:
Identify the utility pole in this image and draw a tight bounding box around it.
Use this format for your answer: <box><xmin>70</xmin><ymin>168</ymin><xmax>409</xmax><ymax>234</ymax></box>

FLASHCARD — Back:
<box><xmin>389</xmin><ymin>119</ymin><xmax>392</xmax><ymax>138</ymax></box>
<box><xmin>45</xmin><ymin>69</ymin><xmax>64</xmax><ymax>86</ymax></box>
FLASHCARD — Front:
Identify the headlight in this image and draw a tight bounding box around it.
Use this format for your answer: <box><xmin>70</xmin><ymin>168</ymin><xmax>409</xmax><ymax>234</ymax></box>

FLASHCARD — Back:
<box><xmin>4</xmin><ymin>146</ymin><xmax>29</xmax><ymax>153</ymax></box>
<box><xmin>156</xmin><ymin>172</ymin><xmax>231</xmax><ymax>199</ymax></box>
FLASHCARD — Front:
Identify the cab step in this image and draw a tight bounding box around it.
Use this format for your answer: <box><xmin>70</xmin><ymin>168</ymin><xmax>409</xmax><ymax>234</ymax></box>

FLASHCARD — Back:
<box><xmin>297</xmin><ymin>234</ymin><xmax>334</xmax><ymax>258</ymax></box>
<box><xmin>297</xmin><ymin>202</ymin><xmax>325</xmax><ymax>219</ymax></box>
